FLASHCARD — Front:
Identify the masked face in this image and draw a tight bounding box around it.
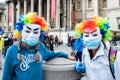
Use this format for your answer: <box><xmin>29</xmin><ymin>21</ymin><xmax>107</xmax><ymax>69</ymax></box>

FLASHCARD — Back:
<box><xmin>83</xmin><ymin>28</ymin><xmax>102</xmax><ymax>49</ymax></box>
<box><xmin>21</xmin><ymin>24</ymin><xmax>40</xmax><ymax>46</ymax></box>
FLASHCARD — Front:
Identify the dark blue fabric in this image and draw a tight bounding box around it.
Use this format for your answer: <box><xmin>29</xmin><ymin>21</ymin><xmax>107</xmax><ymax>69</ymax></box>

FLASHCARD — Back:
<box><xmin>74</xmin><ymin>62</ymin><xmax>86</xmax><ymax>73</ymax></box>
<box><xmin>74</xmin><ymin>39</ymin><xmax>82</xmax><ymax>52</ymax></box>
<box><xmin>0</xmin><ymin>27</ymin><xmax>4</xmax><ymax>35</ymax></box>
<box><xmin>39</xmin><ymin>31</ymin><xmax>46</xmax><ymax>41</ymax></box>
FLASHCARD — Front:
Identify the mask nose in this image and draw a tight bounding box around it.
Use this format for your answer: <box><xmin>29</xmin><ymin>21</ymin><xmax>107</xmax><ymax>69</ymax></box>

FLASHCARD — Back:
<box><xmin>29</xmin><ymin>32</ymin><xmax>34</xmax><ymax>38</ymax></box>
<box><xmin>87</xmin><ymin>35</ymin><xmax>92</xmax><ymax>40</ymax></box>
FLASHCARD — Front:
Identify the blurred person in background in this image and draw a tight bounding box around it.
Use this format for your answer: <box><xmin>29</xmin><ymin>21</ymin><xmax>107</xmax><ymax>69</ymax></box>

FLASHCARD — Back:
<box><xmin>71</xmin><ymin>32</ymin><xmax>83</xmax><ymax>61</ymax></box>
<box><xmin>3</xmin><ymin>33</ymin><xmax>11</xmax><ymax>57</ymax></box>
<box><xmin>40</xmin><ymin>27</ymin><xmax>54</xmax><ymax>51</ymax></box>
<box><xmin>0</xmin><ymin>35</ymin><xmax>4</xmax><ymax>70</ymax></box>
<box><xmin>55</xmin><ymin>35</ymin><xmax>59</xmax><ymax>47</ymax></box>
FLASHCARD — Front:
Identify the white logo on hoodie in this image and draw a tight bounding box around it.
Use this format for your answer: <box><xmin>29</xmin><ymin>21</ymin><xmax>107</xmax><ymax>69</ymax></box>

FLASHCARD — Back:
<box><xmin>20</xmin><ymin>54</ymin><xmax>42</xmax><ymax>71</ymax></box>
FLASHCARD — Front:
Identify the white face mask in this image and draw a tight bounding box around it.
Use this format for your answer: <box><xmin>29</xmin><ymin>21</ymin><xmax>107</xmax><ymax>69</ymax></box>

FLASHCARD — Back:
<box><xmin>83</xmin><ymin>28</ymin><xmax>102</xmax><ymax>49</ymax></box>
<box><xmin>21</xmin><ymin>24</ymin><xmax>40</xmax><ymax>46</ymax></box>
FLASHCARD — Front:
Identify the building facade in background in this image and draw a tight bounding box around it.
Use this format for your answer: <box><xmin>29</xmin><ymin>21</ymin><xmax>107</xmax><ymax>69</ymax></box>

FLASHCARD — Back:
<box><xmin>2</xmin><ymin>0</ymin><xmax>120</xmax><ymax>40</ymax></box>
<box><xmin>74</xmin><ymin>0</ymin><xmax>120</xmax><ymax>33</ymax></box>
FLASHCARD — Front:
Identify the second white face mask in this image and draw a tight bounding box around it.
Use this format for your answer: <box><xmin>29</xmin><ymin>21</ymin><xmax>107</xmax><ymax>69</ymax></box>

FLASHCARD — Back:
<box><xmin>83</xmin><ymin>28</ymin><xmax>102</xmax><ymax>49</ymax></box>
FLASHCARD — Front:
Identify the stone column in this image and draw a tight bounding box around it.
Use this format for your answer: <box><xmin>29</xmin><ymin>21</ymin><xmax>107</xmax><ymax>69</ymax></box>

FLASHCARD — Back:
<box><xmin>38</xmin><ymin>0</ymin><xmax>42</xmax><ymax>16</ymax></box>
<box><xmin>82</xmin><ymin>0</ymin><xmax>85</xmax><ymax>20</ymax></box>
<box><xmin>56</xmin><ymin>0</ymin><xmax>60</xmax><ymax>29</ymax></box>
<box><xmin>69</xmin><ymin>0</ymin><xmax>72</xmax><ymax>30</ymax></box>
<box><xmin>31</xmin><ymin>0</ymin><xmax>34</xmax><ymax>12</ymax></box>
<box><xmin>5</xmin><ymin>2</ymin><xmax>9</xmax><ymax>32</ymax></box>
<box><xmin>17</xmin><ymin>0</ymin><xmax>21</xmax><ymax>20</ymax></box>
<box><xmin>93</xmin><ymin>0</ymin><xmax>99</xmax><ymax>16</ymax></box>
<box><xmin>63</xmin><ymin>0</ymin><xmax>67</xmax><ymax>30</ymax></box>
<box><xmin>43</xmin><ymin>46</ymin><xmax>82</xmax><ymax>80</ymax></box>
<box><xmin>47</xmin><ymin>0</ymin><xmax>50</xmax><ymax>24</ymax></box>
<box><xmin>11</xmin><ymin>2</ymin><xmax>15</xmax><ymax>31</ymax></box>
<box><xmin>24</xmin><ymin>0</ymin><xmax>27</xmax><ymax>14</ymax></box>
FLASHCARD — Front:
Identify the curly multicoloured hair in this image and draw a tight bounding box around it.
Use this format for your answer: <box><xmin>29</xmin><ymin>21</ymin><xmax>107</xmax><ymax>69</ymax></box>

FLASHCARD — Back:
<box><xmin>13</xmin><ymin>12</ymin><xmax>48</xmax><ymax>39</ymax></box>
<box><xmin>75</xmin><ymin>16</ymin><xmax>112</xmax><ymax>41</ymax></box>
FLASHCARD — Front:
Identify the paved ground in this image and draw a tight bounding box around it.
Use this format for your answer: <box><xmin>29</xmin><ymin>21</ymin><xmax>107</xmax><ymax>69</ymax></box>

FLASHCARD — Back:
<box><xmin>0</xmin><ymin>54</ymin><xmax>4</xmax><ymax>79</ymax></box>
<box><xmin>0</xmin><ymin>45</ymin><xmax>86</xmax><ymax>80</ymax></box>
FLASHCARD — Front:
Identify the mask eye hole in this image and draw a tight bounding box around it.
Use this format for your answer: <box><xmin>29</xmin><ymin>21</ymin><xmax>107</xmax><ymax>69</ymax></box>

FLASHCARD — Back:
<box><xmin>34</xmin><ymin>32</ymin><xmax>39</xmax><ymax>34</ymax></box>
<box><xmin>25</xmin><ymin>30</ymin><xmax>30</xmax><ymax>33</ymax></box>
<box><xmin>85</xmin><ymin>35</ymin><xmax>89</xmax><ymax>37</ymax></box>
<box><xmin>93</xmin><ymin>34</ymin><xmax>98</xmax><ymax>37</ymax></box>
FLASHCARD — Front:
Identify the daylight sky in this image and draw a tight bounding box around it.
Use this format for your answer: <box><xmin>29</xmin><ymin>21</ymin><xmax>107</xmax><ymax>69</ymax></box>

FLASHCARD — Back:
<box><xmin>0</xmin><ymin>0</ymin><xmax>5</xmax><ymax>2</ymax></box>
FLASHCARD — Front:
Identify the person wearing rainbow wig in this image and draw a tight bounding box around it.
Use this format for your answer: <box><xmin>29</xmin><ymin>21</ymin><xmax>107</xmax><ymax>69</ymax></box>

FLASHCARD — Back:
<box><xmin>2</xmin><ymin>12</ymin><xmax>75</xmax><ymax>80</ymax></box>
<box><xmin>74</xmin><ymin>16</ymin><xmax>120</xmax><ymax>80</ymax></box>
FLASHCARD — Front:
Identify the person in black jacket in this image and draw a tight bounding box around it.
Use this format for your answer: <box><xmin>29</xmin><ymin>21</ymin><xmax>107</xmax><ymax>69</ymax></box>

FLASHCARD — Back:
<box><xmin>40</xmin><ymin>28</ymin><xmax>54</xmax><ymax>51</ymax></box>
<box><xmin>3</xmin><ymin>33</ymin><xmax>11</xmax><ymax>57</ymax></box>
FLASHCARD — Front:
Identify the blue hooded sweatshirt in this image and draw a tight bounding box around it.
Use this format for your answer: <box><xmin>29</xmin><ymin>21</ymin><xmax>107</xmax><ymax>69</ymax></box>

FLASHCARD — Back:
<box><xmin>2</xmin><ymin>42</ymin><xmax>68</xmax><ymax>80</ymax></box>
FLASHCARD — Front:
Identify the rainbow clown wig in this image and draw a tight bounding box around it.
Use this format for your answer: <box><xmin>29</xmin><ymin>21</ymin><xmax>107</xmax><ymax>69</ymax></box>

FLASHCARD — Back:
<box><xmin>13</xmin><ymin>12</ymin><xmax>48</xmax><ymax>39</ymax></box>
<box><xmin>75</xmin><ymin>16</ymin><xmax>112</xmax><ymax>41</ymax></box>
